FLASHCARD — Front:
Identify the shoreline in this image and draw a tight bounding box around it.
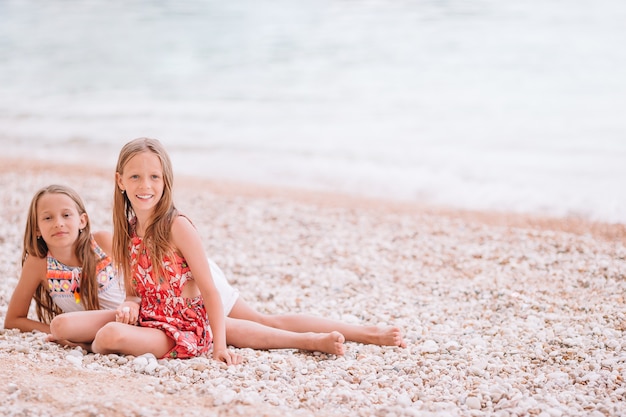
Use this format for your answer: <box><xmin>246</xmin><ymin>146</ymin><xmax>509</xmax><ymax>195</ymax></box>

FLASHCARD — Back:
<box><xmin>3</xmin><ymin>156</ymin><xmax>624</xmax><ymax>244</ymax></box>
<box><xmin>1</xmin><ymin>157</ymin><xmax>625</xmax><ymax>416</ymax></box>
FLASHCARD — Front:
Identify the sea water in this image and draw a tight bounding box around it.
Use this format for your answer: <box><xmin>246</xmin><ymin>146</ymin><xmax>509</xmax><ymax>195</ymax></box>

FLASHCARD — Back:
<box><xmin>1</xmin><ymin>0</ymin><xmax>625</xmax><ymax>223</ymax></box>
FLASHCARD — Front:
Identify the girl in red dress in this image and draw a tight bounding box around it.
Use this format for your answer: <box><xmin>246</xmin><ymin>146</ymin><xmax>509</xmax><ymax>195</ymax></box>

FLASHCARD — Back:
<box><xmin>92</xmin><ymin>138</ymin><xmax>241</xmax><ymax>364</ymax></box>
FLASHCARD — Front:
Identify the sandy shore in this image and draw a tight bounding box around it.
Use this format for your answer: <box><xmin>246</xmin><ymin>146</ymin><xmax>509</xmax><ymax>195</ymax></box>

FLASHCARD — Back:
<box><xmin>1</xmin><ymin>157</ymin><xmax>625</xmax><ymax>417</ymax></box>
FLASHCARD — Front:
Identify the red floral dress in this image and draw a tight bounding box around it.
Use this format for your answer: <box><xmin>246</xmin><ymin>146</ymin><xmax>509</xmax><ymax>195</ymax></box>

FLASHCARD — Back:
<box><xmin>129</xmin><ymin>230</ymin><xmax>212</xmax><ymax>359</ymax></box>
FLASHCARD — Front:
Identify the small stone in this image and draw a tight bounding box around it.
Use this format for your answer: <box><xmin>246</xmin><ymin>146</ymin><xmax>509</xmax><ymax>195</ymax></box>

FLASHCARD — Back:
<box><xmin>546</xmin><ymin>409</ymin><xmax>564</xmax><ymax>417</ymax></box>
<box><xmin>67</xmin><ymin>348</ymin><xmax>84</xmax><ymax>358</ymax></box>
<box><xmin>14</xmin><ymin>345</ymin><xmax>29</xmax><ymax>354</ymax></box>
<box><xmin>469</xmin><ymin>366</ymin><xmax>484</xmax><ymax>376</ymax></box>
<box><xmin>144</xmin><ymin>361</ymin><xmax>159</xmax><ymax>374</ymax></box>
<box><xmin>257</xmin><ymin>364</ymin><xmax>271</xmax><ymax>373</ymax></box>
<box><xmin>214</xmin><ymin>388</ymin><xmax>237</xmax><ymax>405</ymax></box>
<box><xmin>65</xmin><ymin>354</ymin><xmax>83</xmax><ymax>368</ymax></box>
<box><xmin>133</xmin><ymin>356</ymin><xmax>149</xmax><ymax>368</ymax></box>
<box><xmin>489</xmin><ymin>386</ymin><xmax>506</xmax><ymax>403</ymax></box>
<box><xmin>397</xmin><ymin>392</ymin><xmax>413</xmax><ymax>407</ymax></box>
<box><xmin>466</xmin><ymin>396</ymin><xmax>481</xmax><ymax>410</ymax></box>
<box><xmin>421</xmin><ymin>340</ymin><xmax>439</xmax><ymax>354</ymax></box>
<box><xmin>138</xmin><ymin>352</ymin><xmax>157</xmax><ymax>362</ymax></box>
<box><xmin>444</xmin><ymin>341</ymin><xmax>461</xmax><ymax>351</ymax></box>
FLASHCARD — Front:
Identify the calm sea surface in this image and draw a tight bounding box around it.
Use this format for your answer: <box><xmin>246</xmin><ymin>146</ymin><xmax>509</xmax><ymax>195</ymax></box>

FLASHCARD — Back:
<box><xmin>1</xmin><ymin>0</ymin><xmax>625</xmax><ymax>222</ymax></box>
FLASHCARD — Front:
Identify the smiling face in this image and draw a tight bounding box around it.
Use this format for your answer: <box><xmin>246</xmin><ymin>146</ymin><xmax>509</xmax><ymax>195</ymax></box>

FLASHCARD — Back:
<box><xmin>116</xmin><ymin>150</ymin><xmax>165</xmax><ymax>219</ymax></box>
<box><xmin>36</xmin><ymin>192</ymin><xmax>87</xmax><ymax>252</ymax></box>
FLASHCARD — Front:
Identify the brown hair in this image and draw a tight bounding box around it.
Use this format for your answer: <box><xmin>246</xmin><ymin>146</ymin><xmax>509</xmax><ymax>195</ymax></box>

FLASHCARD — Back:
<box><xmin>23</xmin><ymin>184</ymin><xmax>100</xmax><ymax>323</ymax></box>
<box><xmin>113</xmin><ymin>138</ymin><xmax>178</xmax><ymax>295</ymax></box>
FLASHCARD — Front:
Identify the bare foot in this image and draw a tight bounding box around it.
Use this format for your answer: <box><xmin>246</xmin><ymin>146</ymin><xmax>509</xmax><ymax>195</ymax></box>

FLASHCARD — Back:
<box><xmin>386</xmin><ymin>326</ymin><xmax>406</xmax><ymax>347</ymax></box>
<box><xmin>360</xmin><ymin>326</ymin><xmax>406</xmax><ymax>347</ymax></box>
<box><xmin>309</xmin><ymin>331</ymin><xmax>346</xmax><ymax>356</ymax></box>
<box><xmin>46</xmin><ymin>334</ymin><xmax>92</xmax><ymax>350</ymax></box>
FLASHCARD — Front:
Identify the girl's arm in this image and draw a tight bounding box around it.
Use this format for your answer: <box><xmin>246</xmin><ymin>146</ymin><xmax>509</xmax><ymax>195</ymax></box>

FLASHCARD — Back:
<box><xmin>92</xmin><ymin>230</ymin><xmax>140</xmax><ymax>325</ymax></box>
<box><xmin>4</xmin><ymin>255</ymin><xmax>50</xmax><ymax>333</ymax></box>
<box><xmin>170</xmin><ymin>216</ymin><xmax>241</xmax><ymax>365</ymax></box>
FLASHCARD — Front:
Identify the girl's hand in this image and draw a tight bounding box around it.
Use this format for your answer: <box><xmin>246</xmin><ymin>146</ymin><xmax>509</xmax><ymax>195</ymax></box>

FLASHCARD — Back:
<box><xmin>213</xmin><ymin>347</ymin><xmax>242</xmax><ymax>366</ymax></box>
<box><xmin>115</xmin><ymin>301</ymin><xmax>140</xmax><ymax>325</ymax></box>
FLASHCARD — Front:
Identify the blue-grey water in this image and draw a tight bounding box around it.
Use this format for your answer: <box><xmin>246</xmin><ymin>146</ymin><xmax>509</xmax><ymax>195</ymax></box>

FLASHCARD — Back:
<box><xmin>1</xmin><ymin>0</ymin><xmax>625</xmax><ymax>223</ymax></box>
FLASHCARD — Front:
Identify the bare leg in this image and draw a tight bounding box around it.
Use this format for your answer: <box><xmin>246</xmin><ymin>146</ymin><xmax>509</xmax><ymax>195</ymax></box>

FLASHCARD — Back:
<box><xmin>92</xmin><ymin>322</ymin><xmax>175</xmax><ymax>358</ymax></box>
<box><xmin>225</xmin><ymin>317</ymin><xmax>345</xmax><ymax>355</ymax></box>
<box><xmin>50</xmin><ymin>310</ymin><xmax>117</xmax><ymax>345</ymax></box>
<box><xmin>228</xmin><ymin>298</ymin><xmax>405</xmax><ymax>347</ymax></box>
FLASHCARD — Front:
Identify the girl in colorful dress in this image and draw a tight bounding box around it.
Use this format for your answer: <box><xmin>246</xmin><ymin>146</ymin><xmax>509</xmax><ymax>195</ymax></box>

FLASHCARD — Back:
<box><xmin>4</xmin><ymin>185</ymin><xmax>125</xmax><ymax>348</ymax></box>
<box><xmin>90</xmin><ymin>138</ymin><xmax>243</xmax><ymax>364</ymax></box>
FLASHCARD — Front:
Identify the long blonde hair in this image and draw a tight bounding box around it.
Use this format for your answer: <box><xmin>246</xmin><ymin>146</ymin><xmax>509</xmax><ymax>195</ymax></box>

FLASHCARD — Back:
<box><xmin>113</xmin><ymin>138</ymin><xmax>178</xmax><ymax>295</ymax></box>
<box><xmin>23</xmin><ymin>184</ymin><xmax>100</xmax><ymax>323</ymax></box>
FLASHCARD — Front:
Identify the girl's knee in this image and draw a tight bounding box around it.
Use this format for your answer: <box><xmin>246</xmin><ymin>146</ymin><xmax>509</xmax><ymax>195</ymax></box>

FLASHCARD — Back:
<box><xmin>49</xmin><ymin>314</ymin><xmax>71</xmax><ymax>341</ymax></box>
<box><xmin>92</xmin><ymin>322</ymin><xmax>124</xmax><ymax>354</ymax></box>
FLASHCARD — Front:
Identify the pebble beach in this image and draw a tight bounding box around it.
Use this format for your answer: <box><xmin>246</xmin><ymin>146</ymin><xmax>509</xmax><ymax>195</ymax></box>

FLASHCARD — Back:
<box><xmin>1</xmin><ymin>158</ymin><xmax>625</xmax><ymax>417</ymax></box>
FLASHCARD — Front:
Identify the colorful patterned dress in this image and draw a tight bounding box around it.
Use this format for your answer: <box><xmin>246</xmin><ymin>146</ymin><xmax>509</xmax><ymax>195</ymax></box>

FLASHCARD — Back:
<box><xmin>47</xmin><ymin>236</ymin><xmax>124</xmax><ymax>312</ymax></box>
<box><xmin>129</xmin><ymin>229</ymin><xmax>212</xmax><ymax>359</ymax></box>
